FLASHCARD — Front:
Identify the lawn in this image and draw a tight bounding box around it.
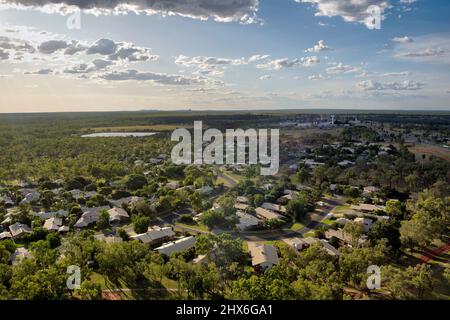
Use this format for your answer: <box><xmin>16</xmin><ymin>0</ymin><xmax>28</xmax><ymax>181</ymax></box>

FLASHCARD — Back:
<box><xmin>290</xmin><ymin>222</ymin><xmax>306</xmax><ymax>231</ymax></box>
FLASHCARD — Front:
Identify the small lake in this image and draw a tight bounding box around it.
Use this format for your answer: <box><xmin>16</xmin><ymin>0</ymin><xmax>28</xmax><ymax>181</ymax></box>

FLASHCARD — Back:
<box><xmin>82</xmin><ymin>132</ymin><xmax>158</xmax><ymax>138</ymax></box>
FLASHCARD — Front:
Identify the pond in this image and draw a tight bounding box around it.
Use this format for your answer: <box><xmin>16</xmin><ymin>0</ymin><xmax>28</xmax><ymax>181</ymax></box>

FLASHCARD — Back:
<box><xmin>81</xmin><ymin>132</ymin><xmax>158</xmax><ymax>138</ymax></box>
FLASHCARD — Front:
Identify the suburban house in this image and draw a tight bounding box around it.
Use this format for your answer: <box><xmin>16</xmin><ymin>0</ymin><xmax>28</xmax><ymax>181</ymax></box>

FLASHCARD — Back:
<box><xmin>255</xmin><ymin>207</ymin><xmax>285</xmax><ymax>221</ymax></box>
<box><xmin>325</xmin><ymin>229</ymin><xmax>366</xmax><ymax>246</ymax></box>
<box><xmin>94</xmin><ymin>234</ymin><xmax>123</xmax><ymax>244</ymax></box>
<box><xmin>248</xmin><ymin>242</ymin><xmax>279</xmax><ymax>271</ymax></box>
<box><xmin>0</xmin><ymin>196</ymin><xmax>14</xmax><ymax>208</ymax></box>
<box><xmin>74</xmin><ymin>206</ymin><xmax>110</xmax><ymax>228</ymax></box>
<box><xmin>110</xmin><ymin>196</ymin><xmax>144</xmax><ymax>207</ymax></box>
<box><xmin>363</xmin><ymin>186</ymin><xmax>380</xmax><ymax>195</ymax></box>
<box><xmin>354</xmin><ymin>217</ymin><xmax>373</xmax><ymax>232</ymax></box>
<box><xmin>236</xmin><ymin>196</ymin><xmax>250</xmax><ymax>204</ymax></box>
<box><xmin>351</xmin><ymin>204</ymin><xmax>385</xmax><ymax>212</ymax></box>
<box><xmin>34</xmin><ymin>209</ymin><xmax>68</xmax><ymax>219</ymax></box>
<box><xmin>234</xmin><ymin>203</ymin><xmax>249</xmax><ymax>211</ymax></box>
<box><xmin>0</xmin><ymin>231</ymin><xmax>12</xmax><ymax>240</ymax></box>
<box><xmin>236</xmin><ymin>211</ymin><xmax>261</xmax><ymax>231</ymax></box>
<box><xmin>107</xmin><ymin>207</ymin><xmax>130</xmax><ymax>223</ymax></box>
<box><xmin>9</xmin><ymin>222</ymin><xmax>32</xmax><ymax>238</ymax></box>
<box><xmin>196</xmin><ymin>186</ymin><xmax>214</xmax><ymax>195</ymax></box>
<box><xmin>261</xmin><ymin>202</ymin><xmax>286</xmax><ymax>214</ymax></box>
<box><xmin>43</xmin><ymin>217</ymin><xmax>63</xmax><ymax>232</ymax></box>
<box><xmin>155</xmin><ymin>236</ymin><xmax>196</xmax><ymax>256</ymax></box>
<box><xmin>131</xmin><ymin>226</ymin><xmax>175</xmax><ymax>245</ymax></box>
<box><xmin>9</xmin><ymin>247</ymin><xmax>33</xmax><ymax>265</ymax></box>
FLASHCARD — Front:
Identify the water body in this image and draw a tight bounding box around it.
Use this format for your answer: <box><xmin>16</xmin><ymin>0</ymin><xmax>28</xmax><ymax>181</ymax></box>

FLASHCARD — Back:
<box><xmin>82</xmin><ymin>132</ymin><xmax>158</xmax><ymax>138</ymax></box>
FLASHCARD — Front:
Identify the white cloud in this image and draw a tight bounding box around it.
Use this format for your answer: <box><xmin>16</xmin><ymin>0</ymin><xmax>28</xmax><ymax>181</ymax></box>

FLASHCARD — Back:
<box><xmin>0</xmin><ymin>0</ymin><xmax>260</xmax><ymax>24</ymax></box>
<box><xmin>24</xmin><ymin>68</ymin><xmax>54</xmax><ymax>75</ymax></box>
<box><xmin>392</xmin><ymin>34</ymin><xmax>450</xmax><ymax>64</ymax></box>
<box><xmin>306</xmin><ymin>40</ymin><xmax>331</xmax><ymax>52</ymax></box>
<box><xmin>296</xmin><ymin>0</ymin><xmax>390</xmax><ymax>27</ymax></box>
<box><xmin>308</xmin><ymin>74</ymin><xmax>324</xmax><ymax>80</ymax></box>
<box><xmin>357</xmin><ymin>79</ymin><xmax>424</xmax><ymax>91</ymax></box>
<box><xmin>38</xmin><ymin>40</ymin><xmax>68</xmax><ymax>54</ymax></box>
<box><xmin>392</xmin><ymin>36</ymin><xmax>413</xmax><ymax>43</ymax></box>
<box><xmin>259</xmin><ymin>75</ymin><xmax>271</xmax><ymax>80</ymax></box>
<box><xmin>326</xmin><ymin>63</ymin><xmax>365</xmax><ymax>75</ymax></box>
<box><xmin>98</xmin><ymin>69</ymin><xmax>223</xmax><ymax>86</ymax></box>
<box><xmin>257</xmin><ymin>56</ymin><xmax>319</xmax><ymax>70</ymax></box>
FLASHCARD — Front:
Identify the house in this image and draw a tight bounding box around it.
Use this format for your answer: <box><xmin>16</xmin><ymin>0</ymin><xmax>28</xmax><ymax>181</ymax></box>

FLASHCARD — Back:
<box><xmin>338</xmin><ymin>160</ymin><xmax>354</xmax><ymax>167</ymax></box>
<box><xmin>277</xmin><ymin>194</ymin><xmax>293</xmax><ymax>204</ymax></box>
<box><xmin>236</xmin><ymin>196</ymin><xmax>250</xmax><ymax>204</ymax></box>
<box><xmin>34</xmin><ymin>209</ymin><xmax>68</xmax><ymax>219</ymax></box>
<box><xmin>165</xmin><ymin>181</ymin><xmax>180</xmax><ymax>190</ymax></box>
<box><xmin>43</xmin><ymin>217</ymin><xmax>63</xmax><ymax>231</ymax></box>
<box><xmin>255</xmin><ymin>207</ymin><xmax>284</xmax><ymax>221</ymax></box>
<box><xmin>9</xmin><ymin>247</ymin><xmax>32</xmax><ymax>265</ymax></box>
<box><xmin>196</xmin><ymin>186</ymin><xmax>214</xmax><ymax>195</ymax></box>
<box><xmin>58</xmin><ymin>225</ymin><xmax>70</xmax><ymax>233</ymax></box>
<box><xmin>329</xmin><ymin>184</ymin><xmax>337</xmax><ymax>192</ymax></box>
<box><xmin>261</xmin><ymin>202</ymin><xmax>286</xmax><ymax>214</ymax></box>
<box><xmin>248</xmin><ymin>242</ymin><xmax>279</xmax><ymax>270</ymax></box>
<box><xmin>234</xmin><ymin>203</ymin><xmax>249</xmax><ymax>211</ymax></box>
<box><xmin>0</xmin><ymin>196</ymin><xmax>14</xmax><ymax>208</ymax></box>
<box><xmin>351</xmin><ymin>204</ymin><xmax>385</xmax><ymax>212</ymax></box>
<box><xmin>74</xmin><ymin>206</ymin><xmax>110</xmax><ymax>228</ymax></box>
<box><xmin>193</xmin><ymin>254</ymin><xmax>208</xmax><ymax>264</ymax></box>
<box><xmin>131</xmin><ymin>226</ymin><xmax>175</xmax><ymax>245</ymax></box>
<box><xmin>354</xmin><ymin>217</ymin><xmax>373</xmax><ymax>232</ymax></box>
<box><xmin>155</xmin><ymin>236</ymin><xmax>196</xmax><ymax>256</ymax></box>
<box><xmin>20</xmin><ymin>191</ymin><xmax>40</xmax><ymax>204</ymax></box>
<box><xmin>69</xmin><ymin>189</ymin><xmax>84</xmax><ymax>199</ymax></box>
<box><xmin>363</xmin><ymin>186</ymin><xmax>380</xmax><ymax>195</ymax></box>
<box><xmin>284</xmin><ymin>237</ymin><xmax>319</xmax><ymax>251</ymax></box>
<box><xmin>110</xmin><ymin>196</ymin><xmax>144</xmax><ymax>207</ymax></box>
<box><xmin>336</xmin><ymin>217</ymin><xmax>350</xmax><ymax>225</ymax></box>
<box><xmin>9</xmin><ymin>223</ymin><xmax>32</xmax><ymax>238</ymax></box>
<box><xmin>236</xmin><ymin>211</ymin><xmax>261</xmax><ymax>231</ymax></box>
<box><xmin>320</xmin><ymin>240</ymin><xmax>339</xmax><ymax>257</ymax></box>
<box><xmin>0</xmin><ymin>231</ymin><xmax>12</xmax><ymax>240</ymax></box>
<box><xmin>324</xmin><ymin>229</ymin><xmax>366</xmax><ymax>246</ymax></box>
<box><xmin>94</xmin><ymin>234</ymin><xmax>123</xmax><ymax>244</ymax></box>
<box><xmin>107</xmin><ymin>207</ymin><xmax>129</xmax><ymax>223</ymax></box>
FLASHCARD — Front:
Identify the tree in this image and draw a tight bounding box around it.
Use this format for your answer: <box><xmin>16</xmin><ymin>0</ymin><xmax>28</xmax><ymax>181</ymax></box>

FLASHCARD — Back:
<box><xmin>400</xmin><ymin>192</ymin><xmax>450</xmax><ymax>248</ymax></box>
<box><xmin>383</xmin><ymin>264</ymin><xmax>433</xmax><ymax>299</ymax></box>
<box><xmin>132</xmin><ymin>215</ymin><xmax>150</xmax><ymax>234</ymax></box>
<box><xmin>97</xmin><ymin>209</ymin><xmax>110</xmax><ymax>230</ymax></box>
<box><xmin>368</xmin><ymin>219</ymin><xmax>401</xmax><ymax>252</ymax></box>
<box><xmin>385</xmin><ymin>199</ymin><xmax>404</xmax><ymax>220</ymax></box>
<box><xmin>343</xmin><ymin>222</ymin><xmax>364</xmax><ymax>247</ymax></box>
<box><xmin>125</xmin><ymin>174</ymin><xmax>148</xmax><ymax>191</ymax></box>
<box><xmin>78</xmin><ymin>279</ymin><xmax>102</xmax><ymax>300</ymax></box>
<box><xmin>286</xmin><ymin>194</ymin><xmax>311</xmax><ymax>222</ymax></box>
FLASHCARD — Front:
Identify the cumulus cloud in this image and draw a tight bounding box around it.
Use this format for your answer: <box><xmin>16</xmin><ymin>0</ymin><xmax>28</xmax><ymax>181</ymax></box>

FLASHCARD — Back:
<box><xmin>259</xmin><ymin>75</ymin><xmax>271</xmax><ymax>80</ymax></box>
<box><xmin>98</xmin><ymin>69</ymin><xmax>222</xmax><ymax>86</ymax></box>
<box><xmin>308</xmin><ymin>74</ymin><xmax>324</xmax><ymax>80</ymax></box>
<box><xmin>63</xmin><ymin>59</ymin><xmax>113</xmax><ymax>74</ymax></box>
<box><xmin>175</xmin><ymin>55</ymin><xmax>246</xmax><ymax>69</ymax></box>
<box><xmin>392</xmin><ymin>36</ymin><xmax>413</xmax><ymax>43</ymax></box>
<box><xmin>248</xmin><ymin>54</ymin><xmax>270</xmax><ymax>63</ymax></box>
<box><xmin>306</xmin><ymin>40</ymin><xmax>331</xmax><ymax>52</ymax></box>
<box><xmin>0</xmin><ymin>0</ymin><xmax>260</xmax><ymax>24</ymax></box>
<box><xmin>326</xmin><ymin>63</ymin><xmax>365</xmax><ymax>75</ymax></box>
<box><xmin>256</xmin><ymin>56</ymin><xmax>319</xmax><ymax>70</ymax></box>
<box><xmin>392</xmin><ymin>34</ymin><xmax>450</xmax><ymax>64</ymax></box>
<box><xmin>24</xmin><ymin>68</ymin><xmax>54</xmax><ymax>75</ymax></box>
<box><xmin>357</xmin><ymin>79</ymin><xmax>424</xmax><ymax>91</ymax></box>
<box><xmin>0</xmin><ymin>48</ymin><xmax>9</xmax><ymax>60</ymax></box>
<box><xmin>38</xmin><ymin>40</ymin><xmax>68</xmax><ymax>54</ymax></box>
<box><xmin>296</xmin><ymin>0</ymin><xmax>390</xmax><ymax>27</ymax></box>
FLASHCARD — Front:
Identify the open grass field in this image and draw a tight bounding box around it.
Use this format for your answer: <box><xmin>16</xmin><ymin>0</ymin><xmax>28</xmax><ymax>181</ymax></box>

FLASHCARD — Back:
<box><xmin>83</xmin><ymin>124</ymin><xmax>195</xmax><ymax>132</ymax></box>
<box><xmin>409</xmin><ymin>144</ymin><xmax>450</xmax><ymax>162</ymax></box>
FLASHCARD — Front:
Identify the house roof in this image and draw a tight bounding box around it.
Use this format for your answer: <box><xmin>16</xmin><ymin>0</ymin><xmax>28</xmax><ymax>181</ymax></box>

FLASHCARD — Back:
<box><xmin>0</xmin><ymin>231</ymin><xmax>12</xmax><ymax>239</ymax></box>
<box><xmin>9</xmin><ymin>247</ymin><xmax>32</xmax><ymax>265</ymax></box>
<box><xmin>155</xmin><ymin>236</ymin><xmax>196</xmax><ymax>256</ymax></box>
<box><xmin>236</xmin><ymin>196</ymin><xmax>250</xmax><ymax>204</ymax></box>
<box><xmin>43</xmin><ymin>217</ymin><xmax>63</xmax><ymax>231</ymax></box>
<box><xmin>94</xmin><ymin>234</ymin><xmax>123</xmax><ymax>244</ymax></box>
<box><xmin>351</xmin><ymin>204</ymin><xmax>385</xmax><ymax>212</ymax></box>
<box><xmin>74</xmin><ymin>206</ymin><xmax>110</xmax><ymax>228</ymax></box>
<box><xmin>234</xmin><ymin>203</ymin><xmax>249</xmax><ymax>211</ymax></box>
<box><xmin>248</xmin><ymin>243</ymin><xmax>279</xmax><ymax>267</ymax></box>
<box><xmin>9</xmin><ymin>223</ymin><xmax>32</xmax><ymax>237</ymax></box>
<box><xmin>236</xmin><ymin>211</ymin><xmax>261</xmax><ymax>230</ymax></box>
<box><xmin>131</xmin><ymin>226</ymin><xmax>175</xmax><ymax>243</ymax></box>
<box><xmin>107</xmin><ymin>207</ymin><xmax>129</xmax><ymax>222</ymax></box>
<box><xmin>261</xmin><ymin>202</ymin><xmax>286</xmax><ymax>213</ymax></box>
<box><xmin>255</xmin><ymin>207</ymin><xmax>284</xmax><ymax>220</ymax></box>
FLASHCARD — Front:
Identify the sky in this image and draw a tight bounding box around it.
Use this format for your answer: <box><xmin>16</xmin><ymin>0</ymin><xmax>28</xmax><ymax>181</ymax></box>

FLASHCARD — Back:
<box><xmin>0</xmin><ymin>0</ymin><xmax>449</xmax><ymax>113</ymax></box>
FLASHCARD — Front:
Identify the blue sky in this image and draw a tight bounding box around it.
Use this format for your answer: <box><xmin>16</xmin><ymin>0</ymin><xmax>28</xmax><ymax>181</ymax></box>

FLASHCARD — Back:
<box><xmin>0</xmin><ymin>0</ymin><xmax>449</xmax><ymax>112</ymax></box>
